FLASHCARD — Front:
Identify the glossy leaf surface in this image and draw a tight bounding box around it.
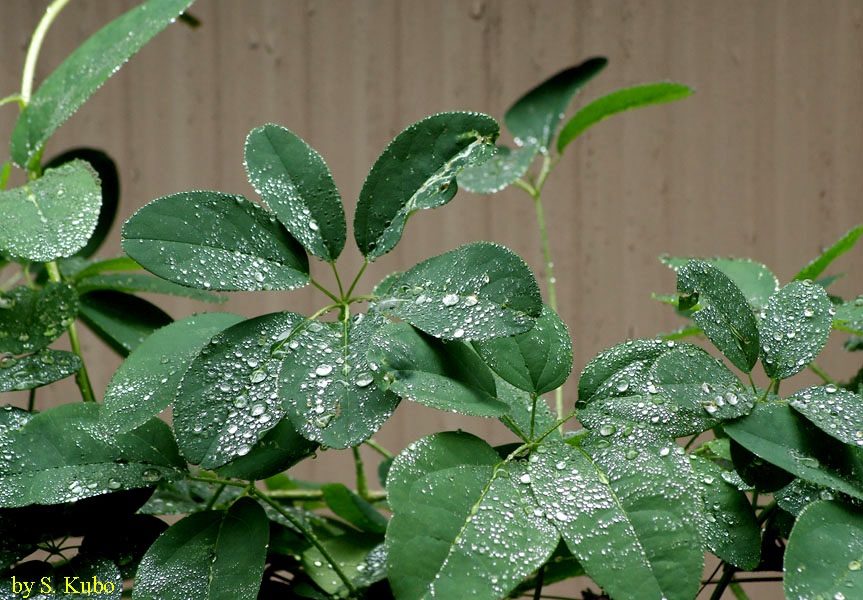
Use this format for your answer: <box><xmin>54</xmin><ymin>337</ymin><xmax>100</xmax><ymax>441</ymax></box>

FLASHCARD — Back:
<box><xmin>0</xmin><ymin>283</ymin><xmax>78</xmax><ymax>354</ymax></box>
<box><xmin>661</xmin><ymin>255</ymin><xmax>779</xmax><ymax>311</ymax></box>
<box><xmin>794</xmin><ymin>225</ymin><xmax>863</xmax><ymax>282</ymax></box>
<box><xmin>789</xmin><ymin>384</ymin><xmax>863</xmax><ymax>447</ymax></box>
<box><xmin>214</xmin><ymin>417</ymin><xmax>317</xmax><ymax>481</ymax></box>
<box><xmin>78</xmin><ymin>291</ymin><xmax>172</xmax><ymax>357</ymax></box>
<box><xmin>321</xmin><ymin>483</ymin><xmax>387</xmax><ymax>534</ymax></box>
<box><xmin>0</xmin><ymin>350</ymin><xmax>81</xmax><ymax>392</ymax></box>
<box><xmin>76</xmin><ymin>273</ymin><xmax>225</xmax><ymax>303</ymax></box>
<box><xmin>458</xmin><ymin>143</ymin><xmax>538</xmax><ymax>194</ymax></box>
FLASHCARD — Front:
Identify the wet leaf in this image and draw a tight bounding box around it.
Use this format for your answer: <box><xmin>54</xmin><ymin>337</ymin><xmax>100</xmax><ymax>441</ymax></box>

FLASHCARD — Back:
<box><xmin>76</xmin><ymin>273</ymin><xmax>225</xmax><ymax>303</ymax></box>
<box><xmin>367</xmin><ymin>321</ymin><xmax>507</xmax><ymax>417</ymax></box>
<box><xmin>301</xmin><ymin>528</ymin><xmax>382</xmax><ymax>595</ymax></box>
<box><xmin>506</xmin><ymin>57</ymin><xmax>607</xmax><ymax>153</ymax></box>
<box><xmin>377</xmin><ymin>241</ymin><xmax>542</xmax><ymax>341</ymax></box>
<box><xmin>677</xmin><ymin>260</ymin><xmax>760</xmax><ymax>372</ymax></box>
<box><xmin>0</xmin><ymin>160</ymin><xmax>101</xmax><ymax>262</ymax></box>
<box><xmin>730</xmin><ymin>436</ymin><xmax>794</xmax><ymax>493</ymax></box>
<box><xmin>70</xmin><ymin>256</ymin><xmax>143</xmax><ymax>280</ymax></box>
<box><xmin>133</xmin><ymin>497</ymin><xmax>268</xmax><ymax>600</ymax></box>
<box><xmin>321</xmin><ymin>483</ymin><xmax>387</xmax><ymax>534</ymax></box>
<box><xmin>0</xmin><ymin>283</ymin><xmax>78</xmax><ymax>354</ymax></box>
<box><xmin>122</xmin><ymin>191</ymin><xmax>309</xmax><ymax>292</ymax></box>
<box><xmin>661</xmin><ymin>255</ymin><xmax>779</xmax><ymax>311</ymax></box>
<box><xmin>79</xmin><ymin>291</ymin><xmax>172</xmax><ymax>357</ymax></box>
<box><xmin>789</xmin><ymin>384</ymin><xmax>863</xmax><ymax>447</ymax></box>
<box><xmin>214</xmin><ymin>417</ymin><xmax>317</xmax><ymax>481</ymax></box>
<box><xmin>0</xmin><ymin>350</ymin><xmax>81</xmax><ymax>392</ymax></box>
<box><xmin>102</xmin><ymin>312</ymin><xmax>244</xmax><ymax>434</ymax></box>
<box><xmin>794</xmin><ymin>225</ymin><xmax>863</xmax><ymax>282</ymax></box>
<box><xmin>774</xmin><ymin>478</ymin><xmax>856</xmax><ymax>517</ymax></box>
<box><xmin>458</xmin><ymin>143</ymin><xmax>538</xmax><ymax>194</ymax></box>
<box><xmin>354</xmin><ymin>112</ymin><xmax>498</xmax><ymax>258</ymax></box>
<box><xmin>760</xmin><ymin>280</ymin><xmax>831</xmax><ymax>379</ymax></box>
<box><xmin>10</xmin><ymin>0</ymin><xmax>194</xmax><ymax>167</ymax></box>
<box><xmin>495</xmin><ymin>377</ymin><xmax>560</xmax><ymax>441</ymax></box>
<box><xmin>831</xmin><ymin>299</ymin><xmax>863</xmax><ymax>335</ymax></box>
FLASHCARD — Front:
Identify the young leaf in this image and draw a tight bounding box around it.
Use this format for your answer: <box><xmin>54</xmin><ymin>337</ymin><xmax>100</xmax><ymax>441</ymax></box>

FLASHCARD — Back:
<box><xmin>458</xmin><ymin>143</ymin><xmax>538</xmax><ymax>194</ymax></box>
<box><xmin>354</xmin><ymin>112</ymin><xmax>498</xmax><ymax>258</ymax></box>
<box><xmin>214</xmin><ymin>418</ymin><xmax>317</xmax><ymax>481</ymax></box>
<box><xmin>377</xmin><ymin>242</ymin><xmax>542</xmax><ymax>341</ymax></box>
<box><xmin>660</xmin><ymin>255</ymin><xmax>779</xmax><ymax>311</ymax></box>
<box><xmin>557</xmin><ymin>82</ymin><xmax>694</xmax><ymax>154</ymax></box>
<box><xmin>472</xmin><ymin>304</ymin><xmax>572</xmax><ymax>396</ymax></box>
<box><xmin>789</xmin><ymin>384</ymin><xmax>863</xmax><ymax>447</ymax></box>
<box><xmin>101</xmin><ymin>312</ymin><xmax>244</xmax><ymax>434</ymax></box>
<box><xmin>122</xmin><ymin>191</ymin><xmax>309</xmax><ymax>292</ymax></box>
<box><xmin>76</xmin><ymin>274</ymin><xmax>225</xmax><ymax>303</ymax></box>
<box><xmin>78</xmin><ymin>291</ymin><xmax>172</xmax><ymax>357</ymax></box>
<box><xmin>367</xmin><ymin>321</ymin><xmax>507</xmax><ymax>417</ymax></box>
<box><xmin>0</xmin><ymin>283</ymin><xmax>78</xmax><ymax>354</ymax></box>
<box><xmin>10</xmin><ymin>0</ymin><xmax>195</xmax><ymax>167</ymax></box>
<box><xmin>279</xmin><ymin>312</ymin><xmax>400</xmax><ymax>448</ymax></box>
<box><xmin>784</xmin><ymin>500</ymin><xmax>863</xmax><ymax>600</ymax></box>
<box><xmin>677</xmin><ymin>260</ymin><xmax>760</xmax><ymax>372</ymax></box>
<box><xmin>794</xmin><ymin>225</ymin><xmax>863</xmax><ymax>282</ymax></box>
<box><xmin>133</xmin><ymin>497</ymin><xmax>268</xmax><ymax>600</ymax></box>
<box><xmin>70</xmin><ymin>256</ymin><xmax>143</xmax><ymax>280</ymax></box>
<box><xmin>0</xmin><ymin>160</ymin><xmax>101</xmax><ymax>262</ymax></box>
<box><xmin>244</xmin><ymin>123</ymin><xmax>346</xmax><ymax>261</ymax></box>
<box><xmin>320</xmin><ymin>483</ymin><xmax>387</xmax><ymax>534</ymax></box>
<box><xmin>505</xmin><ymin>57</ymin><xmax>608</xmax><ymax>153</ymax></box>
<box><xmin>760</xmin><ymin>280</ymin><xmax>832</xmax><ymax>380</ymax></box>
<box><xmin>0</xmin><ymin>350</ymin><xmax>81</xmax><ymax>392</ymax></box>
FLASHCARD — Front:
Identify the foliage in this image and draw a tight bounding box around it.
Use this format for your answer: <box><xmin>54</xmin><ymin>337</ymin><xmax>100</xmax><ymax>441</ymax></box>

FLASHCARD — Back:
<box><xmin>2</xmin><ymin>3</ymin><xmax>862</xmax><ymax>600</ymax></box>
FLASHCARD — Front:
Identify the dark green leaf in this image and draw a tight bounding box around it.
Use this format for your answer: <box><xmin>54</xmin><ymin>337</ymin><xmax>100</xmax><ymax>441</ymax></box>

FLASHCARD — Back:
<box><xmin>760</xmin><ymin>280</ymin><xmax>832</xmax><ymax>379</ymax></box>
<box><xmin>558</xmin><ymin>82</ymin><xmax>694</xmax><ymax>154</ymax></box>
<box><xmin>76</xmin><ymin>273</ymin><xmax>225</xmax><ymax>303</ymax></box>
<box><xmin>370</xmin><ymin>271</ymin><xmax>401</xmax><ymax>299</ymax></box>
<box><xmin>122</xmin><ymin>191</ymin><xmax>309</xmax><ymax>292</ymax></box>
<box><xmin>102</xmin><ymin>312</ymin><xmax>243</xmax><ymax>434</ymax></box>
<box><xmin>832</xmin><ymin>298</ymin><xmax>863</xmax><ymax>335</ymax></box>
<box><xmin>279</xmin><ymin>313</ymin><xmax>400</xmax><ymax>448</ymax></box>
<box><xmin>495</xmin><ymin>377</ymin><xmax>560</xmax><ymax>441</ymax></box>
<box><xmin>354</xmin><ymin>112</ymin><xmax>498</xmax><ymax>258</ymax></box>
<box><xmin>0</xmin><ymin>160</ymin><xmax>101</xmax><ymax>262</ymax></box>
<box><xmin>677</xmin><ymin>260</ymin><xmax>760</xmax><ymax>372</ymax></box>
<box><xmin>0</xmin><ymin>350</ymin><xmax>81</xmax><ymax>392</ymax></box>
<box><xmin>660</xmin><ymin>255</ymin><xmax>779</xmax><ymax>311</ymax></box>
<box><xmin>794</xmin><ymin>225</ymin><xmax>863</xmax><ymax>282</ymax></box>
<box><xmin>377</xmin><ymin>241</ymin><xmax>542</xmax><ymax>340</ymax></box>
<box><xmin>214</xmin><ymin>417</ymin><xmax>317</xmax><ymax>481</ymax></box>
<box><xmin>730</xmin><ymin>436</ymin><xmax>794</xmax><ymax>493</ymax></box>
<box><xmin>789</xmin><ymin>384</ymin><xmax>863</xmax><ymax>447</ymax></box>
<box><xmin>244</xmin><ymin>123</ymin><xmax>346</xmax><ymax>261</ymax></box>
<box><xmin>10</xmin><ymin>0</ymin><xmax>195</xmax><ymax>167</ymax></box>
<box><xmin>0</xmin><ymin>283</ymin><xmax>77</xmax><ymax>354</ymax></box>
<box><xmin>367</xmin><ymin>321</ymin><xmax>506</xmax><ymax>417</ymax></box>
<box><xmin>321</xmin><ymin>483</ymin><xmax>387</xmax><ymax>534</ymax></box>
<box><xmin>505</xmin><ymin>57</ymin><xmax>608</xmax><ymax>153</ymax></box>
<box><xmin>774</xmin><ymin>478</ymin><xmax>857</xmax><ymax>517</ymax></box>
<box><xmin>71</xmin><ymin>256</ymin><xmax>143</xmax><ymax>280</ymax></box>
<box><xmin>133</xmin><ymin>497</ymin><xmax>268</xmax><ymax>600</ymax></box>
<box><xmin>79</xmin><ymin>291</ymin><xmax>172</xmax><ymax>357</ymax></box>
<box><xmin>301</xmin><ymin>528</ymin><xmax>382</xmax><ymax>595</ymax></box>
<box><xmin>458</xmin><ymin>143</ymin><xmax>538</xmax><ymax>194</ymax></box>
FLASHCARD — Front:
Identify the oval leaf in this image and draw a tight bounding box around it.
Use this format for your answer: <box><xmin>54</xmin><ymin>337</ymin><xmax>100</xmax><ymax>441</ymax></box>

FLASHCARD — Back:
<box><xmin>214</xmin><ymin>417</ymin><xmax>317</xmax><ymax>481</ymax></box>
<box><xmin>0</xmin><ymin>350</ymin><xmax>81</xmax><ymax>392</ymax></box>
<box><xmin>789</xmin><ymin>384</ymin><xmax>863</xmax><ymax>447</ymax></box>
<box><xmin>76</xmin><ymin>273</ymin><xmax>225</xmax><ymax>303</ymax></box>
<box><xmin>79</xmin><ymin>291</ymin><xmax>172</xmax><ymax>357</ymax></box>
<box><xmin>794</xmin><ymin>225</ymin><xmax>863</xmax><ymax>282</ymax></box>
<box><xmin>0</xmin><ymin>283</ymin><xmax>78</xmax><ymax>354</ymax></box>
<box><xmin>660</xmin><ymin>255</ymin><xmax>779</xmax><ymax>311</ymax></box>
<box><xmin>321</xmin><ymin>483</ymin><xmax>387</xmax><ymax>534</ymax></box>
<box><xmin>458</xmin><ymin>143</ymin><xmax>538</xmax><ymax>194</ymax></box>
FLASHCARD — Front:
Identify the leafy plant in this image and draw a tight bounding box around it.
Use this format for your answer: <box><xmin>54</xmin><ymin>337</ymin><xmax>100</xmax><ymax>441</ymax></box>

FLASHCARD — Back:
<box><xmin>2</xmin><ymin>4</ymin><xmax>863</xmax><ymax>600</ymax></box>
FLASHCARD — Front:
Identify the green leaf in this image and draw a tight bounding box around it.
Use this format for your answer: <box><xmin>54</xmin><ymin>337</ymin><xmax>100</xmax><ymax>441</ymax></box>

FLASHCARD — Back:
<box><xmin>729</xmin><ymin>436</ymin><xmax>794</xmax><ymax>493</ymax></box>
<box><xmin>0</xmin><ymin>350</ymin><xmax>81</xmax><ymax>392</ymax></box>
<box><xmin>354</xmin><ymin>112</ymin><xmax>498</xmax><ymax>258</ymax></box>
<box><xmin>458</xmin><ymin>143</ymin><xmax>538</xmax><ymax>194</ymax></box>
<box><xmin>10</xmin><ymin>0</ymin><xmax>195</xmax><ymax>167</ymax></box>
<box><xmin>214</xmin><ymin>418</ymin><xmax>317</xmax><ymax>481</ymax></box>
<box><xmin>557</xmin><ymin>82</ymin><xmax>694</xmax><ymax>154</ymax></box>
<box><xmin>175</xmin><ymin>312</ymin><xmax>304</xmax><ymax>468</ymax></box>
<box><xmin>724</xmin><ymin>402</ymin><xmax>863</xmax><ymax>500</ymax></box>
<box><xmin>774</xmin><ymin>478</ymin><xmax>853</xmax><ymax>517</ymax></box>
<box><xmin>71</xmin><ymin>256</ymin><xmax>143</xmax><ymax>280</ymax></box>
<box><xmin>133</xmin><ymin>497</ymin><xmax>268</xmax><ymax>600</ymax></box>
<box><xmin>528</xmin><ymin>439</ymin><xmax>703</xmax><ymax>600</ymax></box>
<box><xmin>76</xmin><ymin>273</ymin><xmax>225</xmax><ymax>303</ymax></box>
<box><xmin>244</xmin><ymin>123</ymin><xmax>346</xmax><ymax>261</ymax></box>
<box><xmin>760</xmin><ymin>280</ymin><xmax>832</xmax><ymax>379</ymax></box>
<box><xmin>505</xmin><ymin>57</ymin><xmax>608</xmax><ymax>153</ymax></box>
<box><xmin>0</xmin><ymin>161</ymin><xmax>10</xmax><ymax>190</ymax></box>
<box><xmin>0</xmin><ymin>403</ymin><xmax>185</xmax><ymax>508</ymax></box>
<box><xmin>370</xmin><ymin>271</ymin><xmax>401</xmax><ymax>298</ymax></box>
<box><xmin>677</xmin><ymin>260</ymin><xmax>760</xmax><ymax>372</ymax></box>
<box><xmin>122</xmin><ymin>191</ymin><xmax>309</xmax><ymax>292</ymax></box>
<box><xmin>377</xmin><ymin>241</ymin><xmax>542</xmax><ymax>340</ymax></box>
<box><xmin>660</xmin><ymin>255</ymin><xmax>779</xmax><ymax>311</ymax></box>
<box><xmin>495</xmin><ymin>377</ymin><xmax>560</xmax><ymax>441</ymax></box>
<box><xmin>367</xmin><ymin>321</ymin><xmax>507</xmax><ymax>417</ymax></box>
<box><xmin>794</xmin><ymin>225</ymin><xmax>863</xmax><ymax>282</ymax></box>
<box><xmin>789</xmin><ymin>384</ymin><xmax>863</xmax><ymax>447</ymax></box>
<box><xmin>784</xmin><ymin>500</ymin><xmax>863</xmax><ymax>600</ymax></box>
<box><xmin>301</xmin><ymin>528</ymin><xmax>383</xmax><ymax>595</ymax></box>
<box><xmin>0</xmin><ymin>283</ymin><xmax>78</xmax><ymax>354</ymax></box>
<box><xmin>321</xmin><ymin>483</ymin><xmax>387</xmax><ymax>534</ymax></box>
<box><xmin>0</xmin><ymin>160</ymin><xmax>101</xmax><ymax>262</ymax></box>
<box><xmin>79</xmin><ymin>291</ymin><xmax>172</xmax><ymax>357</ymax></box>
<box><xmin>832</xmin><ymin>299</ymin><xmax>863</xmax><ymax>335</ymax></box>
<box><xmin>279</xmin><ymin>313</ymin><xmax>400</xmax><ymax>448</ymax></box>
<box><xmin>472</xmin><ymin>304</ymin><xmax>572</xmax><ymax>395</ymax></box>
<box><xmin>102</xmin><ymin>312</ymin><xmax>243</xmax><ymax>434</ymax></box>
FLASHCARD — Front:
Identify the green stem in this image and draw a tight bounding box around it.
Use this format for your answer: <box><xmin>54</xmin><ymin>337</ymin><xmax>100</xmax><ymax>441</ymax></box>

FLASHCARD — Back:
<box><xmin>513</xmin><ymin>178</ymin><xmax>536</xmax><ymax>196</ymax></box>
<box><xmin>267</xmin><ymin>488</ymin><xmax>387</xmax><ymax>502</ymax></box>
<box><xmin>203</xmin><ymin>483</ymin><xmax>227</xmax><ymax>511</ymax></box>
<box><xmin>683</xmin><ymin>433</ymin><xmax>699</xmax><ymax>451</ymax></box>
<box><xmin>310</xmin><ymin>278</ymin><xmax>340</xmax><ymax>303</ymax></box>
<box><xmin>756</xmin><ymin>500</ymin><xmax>777</xmax><ymax>525</ymax></box>
<box><xmin>21</xmin><ymin>0</ymin><xmax>73</xmax><ymax>105</ymax></box>
<box><xmin>345</xmin><ymin>259</ymin><xmax>369</xmax><ymax>298</ymax></box>
<box><xmin>747</xmin><ymin>372</ymin><xmax>757</xmax><ymax>394</ymax></box>
<box><xmin>501</xmin><ymin>415</ymin><xmax>530</xmax><ymax>443</ymax></box>
<box><xmin>187</xmin><ymin>474</ymin><xmax>248</xmax><ymax>488</ymax></box>
<box><xmin>532</xmin><ymin>565</ymin><xmax>545</xmax><ymax>600</ymax></box>
<box><xmin>809</xmin><ymin>363</ymin><xmax>836</xmax><ymax>385</ymax></box>
<box><xmin>529</xmin><ymin>393</ymin><xmax>538</xmax><ymax>440</ymax></box>
<box><xmin>729</xmin><ymin>582</ymin><xmax>751</xmax><ymax>599</ymax></box>
<box><xmin>759</xmin><ymin>380</ymin><xmax>775</xmax><ymax>403</ymax></box>
<box><xmin>0</xmin><ymin>94</ymin><xmax>24</xmax><ymax>109</ymax></box>
<box><xmin>269</xmin><ymin>304</ymin><xmax>339</xmax><ymax>354</ymax></box>
<box><xmin>709</xmin><ymin>564</ymin><xmax>737</xmax><ymax>600</ymax></box>
<box><xmin>363</xmin><ymin>438</ymin><xmax>394</xmax><ymax>460</ymax></box>
<box><xmin>330</xmin><ymin>261</ymin><xmax>346</xmax><ymax>300</ymax></box>
<box><xmin>252</xmin><ymin>488</ymin><xmax>359</xmax><ymax>597</ymax></box>
<box><xmin>352</xmin><ymin>446</ymin><xmax>369</xmax><ymax>500</ymax></box>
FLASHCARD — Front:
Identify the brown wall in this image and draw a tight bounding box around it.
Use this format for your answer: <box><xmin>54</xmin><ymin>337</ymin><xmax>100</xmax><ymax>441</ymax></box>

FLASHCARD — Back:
<box><xmin>3</xmin><ymin>1</ymin><xmax>863</xmax><ymax>598</ymax></box>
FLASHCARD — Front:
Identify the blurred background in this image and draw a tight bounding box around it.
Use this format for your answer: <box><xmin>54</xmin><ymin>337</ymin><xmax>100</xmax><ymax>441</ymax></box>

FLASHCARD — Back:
<box><xmin>2</xmin><ymin>1</ymin><xmax>862</xmax><ymax>598</ymax></box>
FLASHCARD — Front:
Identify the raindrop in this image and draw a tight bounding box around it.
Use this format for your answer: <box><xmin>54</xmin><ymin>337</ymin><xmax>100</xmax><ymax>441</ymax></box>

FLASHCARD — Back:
<box><xmin>316</xmin><ymin>364</ymin><xmax>333</xmax><ymax>376</ymax></box>
<box><xmin>142</xmin><ymin>469</ymin><xmax>162</xmax><ymax>483</ymax></box>
<box><xmin>599</xmin><ymin>424</ymin><xmax>616</xmax><ymax>437</ymax></box>
<box><xmin>615</xmin><ymin>380</ymin><xmax>629</xmax><ymax>393</ymax></box>
<box><xmin>442</xmin><ymin>293</ymin><xmax>459</xmax><ymax>306</ymax></box>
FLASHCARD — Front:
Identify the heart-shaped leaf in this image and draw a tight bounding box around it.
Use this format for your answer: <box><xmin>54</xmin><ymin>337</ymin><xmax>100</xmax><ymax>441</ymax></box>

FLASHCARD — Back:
<box><xmin>0</xmin><ymin>283</ymin><xmax>78</xmax><ymax>354</ymax></box>
<box><xmin>0</xmin><ymin>350</ymin><xmax>81</xmax><ymax>392</ymax></box>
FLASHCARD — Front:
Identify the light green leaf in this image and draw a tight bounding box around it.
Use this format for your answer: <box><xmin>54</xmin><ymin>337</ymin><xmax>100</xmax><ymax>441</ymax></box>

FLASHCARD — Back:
<box><xmin>279</xmin><ymin>313</ymin><xmax>400</xmax><ymax>448</ymax></box>
<box><xmin>301</xmin><ymin>528</ymin><xmax>382</xmax><ymax>595</ymax></box>
<box><xmin>495</xmin><ymin>377</ymin><xmax>560</xmax><ymax>441</ymax></box>
<box><xmin>0</xmin><ymin>350</ymin><xmax>81</xmax><ymax>392</ymax></box>
<box><xmin>354</xmin><ymin>112</ymin><xmax>498</xmax><ymax>258</ymax></box>
<box><xmin>472</xmin><ymin>304</ymin><xmax>572</xmax><ymax>395</ymax></box>
<box><xmin>133</xmin><ymin>497</ymin><xmax>268</xmax><ymax>600</ymax></box>
<box><xmin>76</xmin><ymin>273</ymin><xmax>225</xmax><ymax>303</ymax></box>
<box><xmin>0</xmin><ymin>283</ymin><xmax>78</xmax><ymax>354</ymax></box>
<box><xmin>832</xmin><ymin>299</ymin><xmax>863</xmax><ymax>334</ymax></box>
<box><xmin>677</xmin><ymin>260</ymin><xmax>760</xmax><ymax>372</ymax></box>
<box><xmin>789</xmin><ymin>384</ymin><xmax>863</xmax><ymax>447</ymax></box>
<box><xmin>174</xmin><ymin>312</ymin><xmax>304</xmax><ymax>468</ymax></box>
<box><xmin>69</xmin><ymin>256</ymin><xmax>143</xmax><ymax>279</ymax></box>
<box><xmin>367</xmin><ymin>321</ymin><xmax>507</xmax><ymax>417</ymax></box>
<box><xmin>377</xmin><ymin>241</ymin><xmax>542</xmax><ymax>341</ymax></box>
<box><xmin>214</xmin><ymin>417</ymin><xmax>317</xmax><ymax>481</ymax></box>
<box><xmin>244</xmin><ymin>123</ymin><xmax>346</xmax><ymax>261</ymax></box>
<box><xmin>760</xmin><ymin>280</ymin><xmax>832</xmax><ymax>379</ymax></box>
<box><xmin>10</xmin><ymin>0</ymin><xmax>195</xmax><ymax>167</ymax></box>
<box><xmin>321</xmin><ymin>483</ymin><xmax>387</xmax><ymax>534</ymax></box>
<box><xmin>102</xmin><ymin>312</ymin><xmax>243</xmax><ymax>434</ymax></box>
<box><xmin>660</xmin><ymin>255</ymin><xmax>779</xmax><ymax>311</ymax></box>
<box><xmin>122</xmin><ymin>191</ymin><xmax>309</xmax><ymax>292</ymax></box>
<box><xmin>558</xmin><ymin>82</ymin><xmax>694</xmax><ymax>154</ymax></box>
<box><xmin>79</xmin><ymin>291</ymin><xmax>172</xmax><ymax>357</ymax></box>
<box><xmin>784</xmin><ymin>500</ymin><xmax>863</xmax><ymax>600</ymax></box>
<box><xmin>505</xmin><ymin>57</ymin><xmax>608</xmax><ymax>153</ymax></box>
<box><xmin>794</xmin><ymin>225</ymin><xmax>863</xmax><ymax>282</ymax></box>
<box><xmin>0</xmin><ymin>160</ymin><xmax>101</xmax><ymax>262</ymax></box>
<box><xmin>0</xmin><ymin>161</ymin><xmax>10</xmax><ymax>190</ymax></box>
<box><xmin>458</xmin><ymin>143</ymin><xmax>538</xmax><ymax>194</ymax></box>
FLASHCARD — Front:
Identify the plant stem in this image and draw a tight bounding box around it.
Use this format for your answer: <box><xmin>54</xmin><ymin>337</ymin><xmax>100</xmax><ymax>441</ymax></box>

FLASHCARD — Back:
<box><xmin>746</xmin><ymin>372</ymin><xmax>757</xmax><ymax>394</ymax></box>
<box><xmin>729</xmin><ymin>582</ymin><xmax>751</xmax><ymax>599</ymax></box>
<box><xmin>28</xmin><ymin>388</ymin><xmax>36</xmax><ymax>411</ymax></box>
<box><xmin>0</xmin><ymin>94</ymin><xmax>24</xmax><ymax>109</ymax></box>
<box><xmin>187</xmin><ymin>474</ymin><xmax>248</xmax><ymax>488</ymax></box>
<box><xmin>683</xmin><ymin>433</ymin><xmax>699</xmax><ymax>451</ymax></box>
<box><xmin>532</xmin><ymin>565</ymin><xmax>545</xmax><ymax>600</ymax></box>
<box><xmin>352</xmin><ymin>446</ymin><xmax>369</xmax><ymax>500</ymax></box>
<box><xmin>330</xmin><ymin>261</ymin><xmax>346</xmax><ymax>300</ymax></box>
<box><xmin>501</xmin><ymin>415</ymin><xmax>530</xmax><ymax>443</ymax></box>
<box><xmin>809</xmin><ymin>363</ymin><xmax>836</xmax><ymax>385</ymax></box>
<box><xmin>513</xmin><ymin>178</ymin><xmax>536</xmax><ymax>196</ymax></box>
<box><xmin>267</xmin><ymin>488</ymin><xmax>387</xmax><ymax>502</ymax></box>
<box><xmin>709</xmin><ymin>563</ymin><xmax>737</xmax><ymax>600</ymax></box>
<box><xmin>756</xmin><ymin>500</ymin><xmax>777</xmax><ymax>525</ymax></box>
<box><xmin>203</xmin><ymin>483</ymin><xmax>226</xmax><ymax>511</ymax></box>
<box><xmin>345</xmin><ymin>259</ymin><xmax>368</xmax><ymax>298</ymax></box>
<box><xmin>310</xmin><ymin>278</ymin><xmax>340</xmax><ymax>303</ymax></box>
<box><xmin>21</xmin><ymin>0</ymin><xmax>72</xmax><ymax>105</ymax></box>
<box><xmin>252</xmin><ymin>488</ymin><xmax>359</xmax><ymax>597</ymax></box>
<box><xmin>529</xmin><ymin>393</ymin><xmax>539</xmax><ymax>440</ymax></box>
<box><xmin>363</xmin><ymin>438</ymin><xmax>394</xmax><ymax>460</ymax></box>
